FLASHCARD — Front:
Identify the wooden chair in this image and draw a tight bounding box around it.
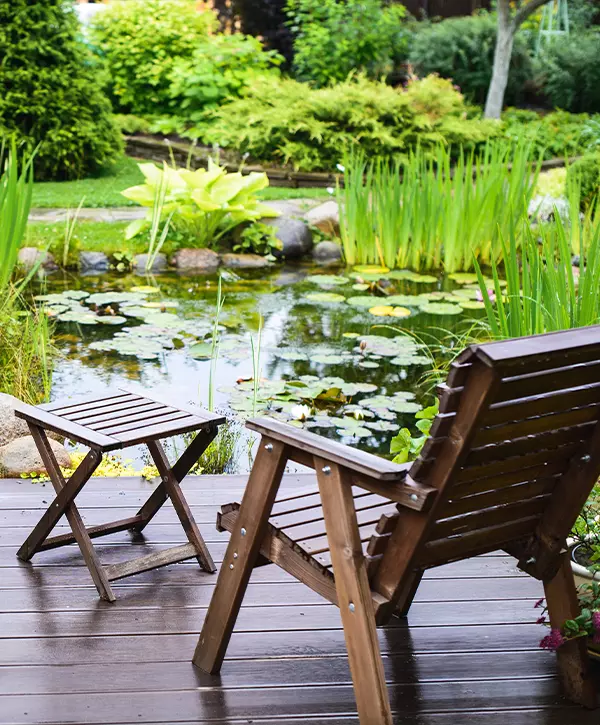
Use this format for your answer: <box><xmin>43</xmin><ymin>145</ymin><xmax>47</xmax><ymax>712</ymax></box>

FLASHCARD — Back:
<box><xmin>194</xmin><ymin>327</ymin><xmax>600</xmax><ymax>722</ymax></box>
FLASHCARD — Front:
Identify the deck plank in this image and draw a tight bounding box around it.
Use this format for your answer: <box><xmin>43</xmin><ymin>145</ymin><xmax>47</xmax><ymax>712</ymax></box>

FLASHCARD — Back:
<box><xmin>0</xmin><ymin>474</ymin><xmax>597</xmax><ymax>725</ymax></box>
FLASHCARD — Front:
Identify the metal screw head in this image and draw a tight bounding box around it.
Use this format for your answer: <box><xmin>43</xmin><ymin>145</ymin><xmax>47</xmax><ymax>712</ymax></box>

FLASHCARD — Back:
<box><xmin>264</xmin><ymin>443</ymin><xmax>273</xmax><ymax>453</ymax></box>
<box><xmin>233</xmin><ymin>552</ymin><xmax>238</xmax><ymax>559</ymax></box>
<box><xmin>322</xmin><ymin>465</ymin><xmax>331</xmax><ymax>476</ymax></box>
<box><xmin>581</xmin><ymin>454</ymin><xmax>591</xmax><ymax>463</ymax></box>
<box><xmin>410</xmin><ymin>493</ymin><xmax>418</xmax><ymax>502</ymax></box>
<box><xmin>241</xmin><ymin>527</ymin><xmax>247</xmax><ymax>536</ymax></box>
<box><xmin>526</xmin><ymin>556</ymin><xmax>537</xmax><ymax>565</ymax></box>
<box><xmin>349</xmin><ymin>602</ymin><xmax>355</xmax><ymax>612</ymax></box>
<box><xmin>229</xmin><ymin>564</ymin><xmax>234</xmax><ymax>570</ymax></box>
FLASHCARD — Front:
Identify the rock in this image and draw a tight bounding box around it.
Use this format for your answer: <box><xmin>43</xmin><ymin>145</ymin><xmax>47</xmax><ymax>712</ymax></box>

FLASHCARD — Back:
<box><xmin>312</xmin><ymin>240</ymin><xmax>343</xmax><ymax>265</ymax></box>
<box><xmin>528</xmin><ymin>195</ymin><xmax>571</xmax><ymax>224</ymax></box>
<box><xmin>263</xmin><ymin>217</ymin><xmax>313</xmax><ymax>259</ymax></box>
<box><xmin>0</xmin><ymin>436</ymin><xmax>71</xmax><ymax>477</ymax></box>
<box><xmin>132</xmin><ymin>253</ymin><xmax>168</xmax><ymax>272</ymax></box>
<box><xmin>170</xmin><ymin>248</ymin><xmax>221</xmax><ymax>271</ymax></box>
<box><xmin>79</xmin><ymin>251</ymin><xmax>109</xmax><ymax>272</ymax></box>
<box><xmin>0</xmin><ymin>393</ymin><xmax>30</xmax><ymax>447</ymax></box>
<box><xmin>220</xmin><ymin>253</ymin><xmax>270</xmax><ymax>269</ymax></box>
<box><xmin>305</xmin><ymin>201</ymin><xmax>339</xmax><ymax>235</ymax></box>
<box><xmin>17</xmin><ymin>247</ymin><xmax>57</xmax><ymax>271</ymax></box>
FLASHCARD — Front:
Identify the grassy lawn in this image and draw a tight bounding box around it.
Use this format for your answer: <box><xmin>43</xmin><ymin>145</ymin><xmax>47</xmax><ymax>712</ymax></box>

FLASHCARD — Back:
<box><xmin>31</xmin><ymin>155</ymin><xmax>331</xmax><ymax>208</ymax></box>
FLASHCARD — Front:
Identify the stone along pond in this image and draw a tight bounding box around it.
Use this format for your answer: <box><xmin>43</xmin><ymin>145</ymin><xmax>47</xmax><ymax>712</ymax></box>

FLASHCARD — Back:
<box><xmin>32</xmin><ymin>263</ymin><xmax>489</xmax><ymax>472</ymax></box>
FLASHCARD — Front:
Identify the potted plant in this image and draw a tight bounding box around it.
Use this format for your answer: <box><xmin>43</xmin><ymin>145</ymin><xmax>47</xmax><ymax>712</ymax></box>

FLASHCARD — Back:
<box><xmin>537</xmin><ymin>483</ymin><xmax>600</xmax><ymax>661</ymax></box>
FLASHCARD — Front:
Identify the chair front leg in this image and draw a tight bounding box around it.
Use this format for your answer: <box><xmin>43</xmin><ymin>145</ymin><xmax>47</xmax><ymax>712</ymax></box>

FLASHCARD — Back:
<box><xmin>193</xmin><ymin>437</ymin><xmax>287</xmax><ymax>674</ymax></box>
<box><xmin>315</xmin><ymin>457</ymin><xmax>393</xmax><ymax>725</ymax></box>
<box><xmin>544</xmin><ymin>552</ymin><xmax>597</xmax><ymax>709</ymax></box>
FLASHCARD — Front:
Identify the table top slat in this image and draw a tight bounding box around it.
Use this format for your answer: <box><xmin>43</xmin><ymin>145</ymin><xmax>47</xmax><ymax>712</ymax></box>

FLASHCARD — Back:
<box><xmin>41</xmin><ymin>392</ymin><xmax>137</xmax><ymax>415</ymax></box>
<box><xmin>112</xmin><ymin>417</ymin><xmax>215</xmax><ymax>446</ymax></box>
<box><xmin>99</xmin><ymin>410</ymin><xmax>195</xmax><ymax>436</ymax></box>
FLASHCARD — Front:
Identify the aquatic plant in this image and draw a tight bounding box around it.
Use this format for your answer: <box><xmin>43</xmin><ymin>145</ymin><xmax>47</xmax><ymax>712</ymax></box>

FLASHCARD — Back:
<box><xmin>121</xmin><ymin>159</ymin><xmax>279</xmax><ymax>248</ymax></box>
<box><xmin>475</xmin><ymin>214</ymin><xmax>600</xmax><ymax>339</ymax></box>
<box><xmin>338</xmin><ymin>143</ymin><xmax>540</xmax><ymax>273</ymax></box>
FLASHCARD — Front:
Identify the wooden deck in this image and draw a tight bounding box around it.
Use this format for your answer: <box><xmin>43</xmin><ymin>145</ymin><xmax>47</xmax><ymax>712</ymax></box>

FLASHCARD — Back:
<box><xmin>1</xmin><ymin>473</ymin><xmax>598</xmax><ymax>725</ymax></box>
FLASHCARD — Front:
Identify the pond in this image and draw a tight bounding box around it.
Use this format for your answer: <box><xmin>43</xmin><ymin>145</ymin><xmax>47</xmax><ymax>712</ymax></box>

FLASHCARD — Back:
<box><xmin>34</xmin><ymin>263</ymin><xmax>488</xmax><ymax>472</ymax></box>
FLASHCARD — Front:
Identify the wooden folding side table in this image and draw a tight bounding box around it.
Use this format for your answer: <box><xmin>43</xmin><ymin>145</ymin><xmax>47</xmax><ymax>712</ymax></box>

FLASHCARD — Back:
<box><xmin>13</xmin><ymin>389</ymin><xmax>226</xmax><ymax>601</ymax></box>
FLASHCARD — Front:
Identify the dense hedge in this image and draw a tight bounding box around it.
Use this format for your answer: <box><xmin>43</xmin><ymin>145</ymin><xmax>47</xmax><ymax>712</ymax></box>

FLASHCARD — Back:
<box><xmin>409</xmin><ymin>15</ymin><xmax>533</xmax><ymax>107</ymax></box>
<box><xmin>568</xmin><ymin>153</ymin><xmax>600</xmax><ymax>210</ymax></box>
<box><xmin>0</xmin><ymin>0</ymin><xmax>122</xmax><ymax>181</ymax></box>
<box><xmin>201</xmin><ymin>74</ymin><xmax>500</xmax><ymax>171</ymax></box>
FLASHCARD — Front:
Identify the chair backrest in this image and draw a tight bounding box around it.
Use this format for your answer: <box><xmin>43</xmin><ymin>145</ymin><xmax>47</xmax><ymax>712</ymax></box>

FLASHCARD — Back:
<box><xmin>373</xmin><ymin>326</ymin><xmax>600</xmax><ymax>588</ymax></box>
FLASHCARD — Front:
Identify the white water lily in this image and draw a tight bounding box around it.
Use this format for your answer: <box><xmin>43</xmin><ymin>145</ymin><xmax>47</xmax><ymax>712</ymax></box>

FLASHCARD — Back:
<box><xmin>291</xmin><ymin>404</ymin><xmax>311</xmax><ymax>421</ymax></box>
<box><xmin>336</xmin><ymin>164</ymin><xmax>345</xmax><ymax>172</ymax></box>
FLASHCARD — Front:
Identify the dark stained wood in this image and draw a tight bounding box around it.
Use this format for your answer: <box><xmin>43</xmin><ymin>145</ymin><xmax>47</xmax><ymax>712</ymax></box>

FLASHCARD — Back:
<box><xmin>41</xmin><ymin>391</ymin><xmax>135</xmax><ymax>413</ymax></box>
<box><xmin>104</xmin><ymin>543</ymin><xmax>198</xmax><ymax>581</ymax></box>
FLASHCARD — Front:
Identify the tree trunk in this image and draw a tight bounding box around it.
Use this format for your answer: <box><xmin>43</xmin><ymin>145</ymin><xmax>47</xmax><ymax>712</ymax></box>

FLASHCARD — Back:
<box><xmin>484</xmin><ymin>0</ymin><xmax>515</xmax><ymax>119</ymax></box>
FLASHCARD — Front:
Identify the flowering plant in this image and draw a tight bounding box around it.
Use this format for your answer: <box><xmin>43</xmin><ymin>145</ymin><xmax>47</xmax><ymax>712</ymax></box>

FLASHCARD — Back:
<box><xmin>537</xmin><ymin>583</ymin><xmax>600</xmax><ymax>651</ymax></box>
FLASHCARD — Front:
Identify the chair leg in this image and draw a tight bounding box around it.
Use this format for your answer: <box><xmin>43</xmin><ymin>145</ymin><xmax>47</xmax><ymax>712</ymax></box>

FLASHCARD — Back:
<box><xmin>193</xmin><ymin>437</ymin><xmax>287</xmax><ymax>674</ymax></box>
<box><xmin>134</xmin><ymin>427</ymin><xmax>218</xmax><ymax>534</ymax></box>
<box><xmin>544</xmin><ymin>552</ymin><xmax>598</xmax><ymax>709</ymax></box>
<box><xmin>146</xmin><ymin>439</ymin><xmax>216</xmax><ymax>573</ymax></box>
<box><xmin>396</xmin><ymin>570</ymin><xmax>424</xmax><ymax>618</ymax></box>
<box><xmin>315</xmin><ymin>457</ymin><xmax>393</xmax><ymax>725</ymax></box>
<box><xmin>25</xmin><ymin>424</ymin><xmax>116</xmax><ymax>602</ymax></box>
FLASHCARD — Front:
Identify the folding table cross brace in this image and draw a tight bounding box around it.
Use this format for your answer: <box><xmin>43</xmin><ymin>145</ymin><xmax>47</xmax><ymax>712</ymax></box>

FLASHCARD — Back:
<box><xmin>14</xmin><ymin>389</ymin><xmax>226</xmax><ymax>601</ymax></box>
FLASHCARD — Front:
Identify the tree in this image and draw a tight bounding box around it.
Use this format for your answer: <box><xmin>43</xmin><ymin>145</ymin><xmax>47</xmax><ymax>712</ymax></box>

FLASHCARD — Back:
<box><xmin>0</xmin><ymin>0</ymin><xmax>122</xmax><ymax>180</ymax></box>
<box><xmin>485</xmin><ymin>0</ymin><xmax>553</xmax><ymax>118</ymax></box>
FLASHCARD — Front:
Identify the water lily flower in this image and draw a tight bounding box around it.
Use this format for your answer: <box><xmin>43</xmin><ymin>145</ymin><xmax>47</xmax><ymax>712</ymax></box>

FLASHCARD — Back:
<box><xmin>353</xmin><ymin>409</ymin><xmax>364</xmax><ymax>421</ymax></box>
<box><xmin>326</xmin><ymin>187</ymin><xmax>334</xmax><ymax>195</ymax></box>
<box><xmin>336</xmin><ymin>163</ymin><xmax>345</xmax><ymax>172</ymax></box>
<box><xmin>291</xmin><ymin>404</ymin><xmax>311</xmax><ymax>421</ymax></box>
<box><xmin>475</xmin><ymin>288</ymin><xmax>495</xmax><ymax>303</ymax></box>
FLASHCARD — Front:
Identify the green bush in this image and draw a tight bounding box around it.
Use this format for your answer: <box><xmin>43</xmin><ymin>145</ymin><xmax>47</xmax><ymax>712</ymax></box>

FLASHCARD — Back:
<box><xmin>168</xmin><ymin>34</ymin><xmax>282</xmax><ymax>123</ymax></box>
<box><xmin>501</xmin><ymin>109</ymin><xmax>600</xmax><ymax>160</ymax></box>
<box><xmin>409</xmin><ymin>15</ymin><xmax>533</xmax><ymax>107</ymax></box>
<box><xmin>90</xmin><ymin>0</ymin><xmax>216</xmax><ymax>115</ymax></box>
<box><xmin>286</xmin><ymin>0</ymin><xmax>410</xmax><ymax>86</ymax></box>
<box><xmin>200</xmin><ymin>74</ymin><xmax>499</xmax><ymax>171</ymax></box>
<box><xmin>568</xmin><ymin>153</ymin><xmax>600</xmax><ymax>210</ymax></box>
<box><xmin>536</xmin><ymin>34</ymin><xmax>600</xmax><ymax>114</ymax></box>
<box><xmin>0</xmin><ymin>0</ymin><xmax>122</xmax><ymax>181</ymax></box>
<box><xmin>113</xmin><ymin>114</ymin><xmax>153</xmax><ymax>136</ymax></box>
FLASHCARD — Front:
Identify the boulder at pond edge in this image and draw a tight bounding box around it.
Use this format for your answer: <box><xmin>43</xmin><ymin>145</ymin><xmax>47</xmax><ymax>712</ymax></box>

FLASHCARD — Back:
<box><xmin>170</xmin><ymin>248</ymin><xmax>221</xmax><ymax>271</ymax></box>
<box><xmin>264</xmin><ymin>217</ymin><xmax>313</xmax><ymax>259</ymax></box>
<box><xmin>0</xmin><ymin>436</ymin><xmax>72</xmax><ymax>477</ymax></box>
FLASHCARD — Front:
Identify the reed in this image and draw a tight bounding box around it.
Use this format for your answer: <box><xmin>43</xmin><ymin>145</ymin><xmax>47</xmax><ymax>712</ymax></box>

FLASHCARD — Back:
<box><xmin>475</xmin><ymin>213</ymin><xmax>600</xmax><ymax>339</ymax></box>
<box><xmin>338</xmin><ymin>142</ymin><xmax>540</xmax><ymax>273</ymax></box>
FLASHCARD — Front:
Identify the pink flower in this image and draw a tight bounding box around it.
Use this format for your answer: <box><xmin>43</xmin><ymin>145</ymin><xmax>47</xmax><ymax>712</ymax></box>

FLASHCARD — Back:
<box><xmin>536</xmin><ymin>616</ymin><xmax>547</xmax><ymax>624</ymax></box>
<box><xmin>475</xmin><ymin>288</ymin><xmax>496</xmax><ymax>303</ymax></box>
<box><xmin>534</xmin><ymin>598</ymin><xmax>545</xmax><ymax>609</ymax></box>
<box><xmin>540</xmin><ymin>628</ymin><xmax>566</xmax><ymax>651</ymax></box>
<box><xmin>592</xmin><ymin>612</ymin><xmax>600</xmax><ymax>644</ymax></box>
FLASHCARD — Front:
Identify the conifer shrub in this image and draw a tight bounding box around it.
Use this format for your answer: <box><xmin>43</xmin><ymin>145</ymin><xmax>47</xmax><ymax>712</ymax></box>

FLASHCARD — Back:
<box><xmin>0</xmin><ymin>0</ymin><xmax>122</xmax><ymax>180</ymax></box>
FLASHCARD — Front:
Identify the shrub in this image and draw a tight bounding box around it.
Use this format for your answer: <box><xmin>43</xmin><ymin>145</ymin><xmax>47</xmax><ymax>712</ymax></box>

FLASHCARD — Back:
<box><xmin>409</xmin><ymin>15</ymin><xmax>533</xmax><ymax>107</ymax></box>
<box><xmin>168</xmin><ymin>34</ymin><xmax>282</xmax><ymax>123</ymax></box>
<box><xmin>501</xmin><ymin>109</ymin><xmax>600</xmax><ymax>160</ymax></box>
<box><xmin>201</xmin><ymin>75</ymin><xmax>499</xmax><ymax>171</ymax></box>
<box><xmin>233</xmin><ymin>0</ymin><xmax>295</xmax><ymax>63</ymax></box>
<box><xmin>0</xmin><ymin>0</ymin><xmax>122</xmax><ymax>181</ymax></box>
<box><xmin>568</xmin><ymin>153</ymin><xmax>600</xmax><ymax>210</ymax></box>
<box><xmin>90</xmin><ymin>0</ymin><xmax>216</xmax><ymax>115</ymax></box>
<box><xmin>286</xmin><ymin>0</ymin><xmax>410</xmax><ymax>87</ymax></box>
<box><xmin>536</xmin><ymin>34</ymin><xmax>600</xmax><ymax>114</ymax></box>
<box><xmin>113</xmin><ymin>114</ymin><xmax>153</xmax><ymax>136</ymax></box>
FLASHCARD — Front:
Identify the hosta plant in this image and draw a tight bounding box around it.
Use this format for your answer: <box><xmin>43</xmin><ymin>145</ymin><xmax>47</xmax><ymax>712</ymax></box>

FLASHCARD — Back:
<box><xmin>121</xmin><ymin>160</ymin><xmax>279</xmax><ymax>248</ymax></box>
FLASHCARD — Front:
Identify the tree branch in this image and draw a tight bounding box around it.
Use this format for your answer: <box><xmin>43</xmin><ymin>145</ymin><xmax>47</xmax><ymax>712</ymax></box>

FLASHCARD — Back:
<box><xmin>513</xmin><ymin>0</ymin><xmax>554</xmax><ymax>30</ymax></box>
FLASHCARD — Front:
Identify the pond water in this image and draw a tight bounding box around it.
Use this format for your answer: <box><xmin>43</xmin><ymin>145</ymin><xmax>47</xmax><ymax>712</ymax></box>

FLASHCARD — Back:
<box><xmin>34</xmin><ymin>263</ymin><xmax>487</xmax><ymax>472</ymax></box>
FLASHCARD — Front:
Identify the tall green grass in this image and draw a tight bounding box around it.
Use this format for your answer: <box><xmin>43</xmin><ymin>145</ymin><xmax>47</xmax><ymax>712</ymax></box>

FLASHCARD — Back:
<box><xmin>0</xmin><ymin>140</ymin><xmax>52</xmax><ymax>403</ymax></box>
<box><xmin>338</xmin><ymin>143</ymin><xmax>540</xmax><ymax>272</ymax></box>
<box><xmin>475</xmin><ymin>214</ymin><xmax>600</xmax><ymax>339</ymax></box>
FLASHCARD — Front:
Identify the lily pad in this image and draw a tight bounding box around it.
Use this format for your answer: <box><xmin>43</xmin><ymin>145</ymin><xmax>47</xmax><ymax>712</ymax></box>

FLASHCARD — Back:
<box><xmin>353</xmin><ymin>265</ymin><xmax>390</xmax><ymax>275</ymax></box>
<box><xmin>346</xmin><ymin>295</ymin><xmax>379</xmax><ymax>308</ymax></box>
<box><xmin>351</xmin><ymin>283</ymin><xmax>370</xmax><ymax>291</ymax></box>
<box><xmin>305</xmin><ymin>292</ymin><xmax>346</xmax><ymax>303</ymax></box>
<box><xmin>459</xmin><ymin>300</ymin><xmax>486</xmax><ymax>310</ymax></box>
<box><xmin>86</xmin><ymin>291</ymin><xmax>147</xmax><ymax>306</ymax></box>
<box><xmin>387</xmin><ymin>270</ymin><xmax>438</xmax><ymax>284</ymax></box>
<box><xmin>130</xmin><ymin>286</ymin><xmax>160</xmax><ymax>294</ymax></box>
<box><xmin>342</xmin><ymin>332</ymin><xmax>360</xmax><ymax>339</ymax></box>
<box><xmin>368</xmin><ymin>305</ymin><xmax>411</xmax><ymax>318</ymax></box>
<box><xmin>142</xmin><ymin>301</ymin><xmax>179</xmax><ymax>309</ymax></box>
<box><xmin>95</xmin><ymin>315</ymin><xmax>128</xmax><ymax>325</ymax></box>
<box><xmin>305</xmin><ymin>274</ymin><xmax>348</xmax><ymax>286</ymax></box>
<box><xmin>189</xmin><ymin>341</ymin><xmax>214</xmax><ymax>359</ymax></box>
<box><xmin>358</xmin><ymin>361</ymin><xmax>380</xmax><ymax>369</ymax></box>
<box><xmin>420</xmin><ymin>302</ymin><xmax>463</xmax><ymax>316</ymax></box>
<box><xmin>448</xmin><ymin>273</ymin><xmax>478</xmax><ymax>284</ymax></box>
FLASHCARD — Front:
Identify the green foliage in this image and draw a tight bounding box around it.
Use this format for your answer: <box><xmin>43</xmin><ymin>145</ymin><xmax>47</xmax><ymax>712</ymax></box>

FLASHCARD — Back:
<box><xmin>0</xmin><ymin>0</ymin><xmax>122</xmax><ymax>181</ymax></box>
<box><xmin>390</xmin><ymin>403</ymin><xmax>438</xmax><ymax>464</ymax></box>
<box><xmin>121</xmin><ymin>160</ymin><xmax>279</xmax><ymax>248</ymax></box>
<box><xmin>90</xmin><ymin>0</ymin><xmax>216</xmax><ymax>115</ymax></box>
<box><xmin>168</xmin><ymin>34</ymin><xmax>282</xmax><ymax>123</ymax></box>
<box><xmin>338</xmin><ymin>142</ymin><xmax>538</xmax><ymax>273</ymax></box>
<box><xmin>286</xmin><ymin>0</ymin><xmax>409</xmax><ymax>86</ymax></box>
<box><xmin>409</xmin><ymin>15</ymin><xmax>533</xmax><ymax>107</ymax></box>
<box><xmin>235</xmin><ymin>222</ymin><xmax>282</xmax><ymax>255</ymax></box>
<box><xmin>501</xmin><ymin>109</ymin><xmax>600</xmax><ymax>160</ymax></box>
<box><xmin>113</xmin><ymin>114</ymin><xmax>153</xmax><ymax>136</ymax></box>
<box><xmin>568</xmin><ymin>153</ymin><xmax>600</xmax><ymax>210</ymax></box>
<box><xmin>536</xmin><ymin>34</ymin><xmax>600</xmax><ymax>114</ymax></box>
<box><xmin>202</xmin><ymin>74</ymin><xmax>499</xmax><ymax>172</ymax></box>
<box><xmin>474</xmin><ymin>214</ymin><xmax>600</xmax><ymax>339</ymax></box>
